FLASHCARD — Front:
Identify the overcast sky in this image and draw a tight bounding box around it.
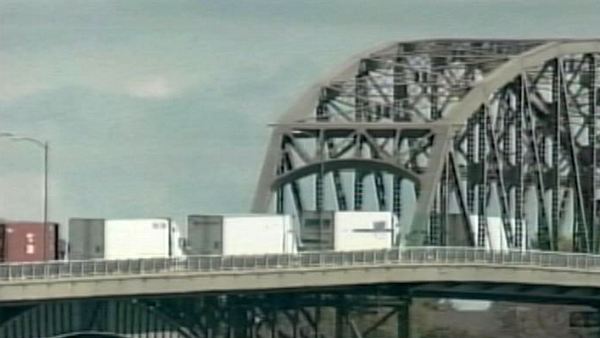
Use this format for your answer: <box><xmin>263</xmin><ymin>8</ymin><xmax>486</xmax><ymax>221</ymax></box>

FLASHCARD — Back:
<box><xmin>1</xmin><ymin>0</ymin><xmax>600</xmax><ymax>227</ymax></box>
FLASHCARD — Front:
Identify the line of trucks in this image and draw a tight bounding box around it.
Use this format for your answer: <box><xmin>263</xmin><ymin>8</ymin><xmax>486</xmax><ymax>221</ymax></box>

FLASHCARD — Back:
<box><xmin>0</xmin><ymin>211</ymin><xmax>525</xmax><ymax>263</ymax></box>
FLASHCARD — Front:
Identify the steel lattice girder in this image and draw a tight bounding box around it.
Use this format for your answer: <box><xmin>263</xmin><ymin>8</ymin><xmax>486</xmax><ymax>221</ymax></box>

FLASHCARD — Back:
<box><xmin>0</xmin><ymin>294</ymin><xmax>412</xmax><ymax>338</ymax></box>
<box><xmin>253</xmin><ymin>39</ymin><xmax>600</xmax><ymax>253</ymax></box>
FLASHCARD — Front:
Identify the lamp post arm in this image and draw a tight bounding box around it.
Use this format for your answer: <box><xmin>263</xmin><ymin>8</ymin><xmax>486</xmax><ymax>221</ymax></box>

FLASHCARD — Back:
<box><xmin>9</xmin><ymin>137</ymin><xmax>45</xmax><ymax>148</ymax></box>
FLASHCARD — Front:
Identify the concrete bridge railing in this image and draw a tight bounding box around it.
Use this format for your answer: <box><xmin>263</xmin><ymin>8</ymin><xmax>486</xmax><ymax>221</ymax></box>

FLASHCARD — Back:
<box><xmin>1</xmin><ymin>247</ymin><xmax>600</xmax><ymax>283</ymax></box>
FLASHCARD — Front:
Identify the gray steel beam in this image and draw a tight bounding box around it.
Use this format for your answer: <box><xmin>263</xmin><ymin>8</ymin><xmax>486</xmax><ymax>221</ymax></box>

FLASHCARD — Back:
<box><xmin>477</xmin><ymin>107</ymin><xmax>488</xmax><ymax>247</ymax></box>
<box><xmin>588</xmin><ymin>54</ymin><xmax>599</xmax><ymax>253</ymax></box>
<box><xmin>515</xmin><ymin>78</ymin><xmax>525</xmax><ymax>250</ymax></box>
<box><xmin>466</xmin><ymin>118</ymin><xmax>476</xmax><ymax>214</ymax></box>
<box><xmin>523</xmin><ymin>74</ymin><xmax>553</xmax><ymax>250</ymax></box>
<box><xmin>408</xmin><ymin>126</ymin><xmax>455</xmax><ymax>245</ymax></box>
<box><xmin>485</xmin><ymin>109</ymin><xmax>514</xmax><ymax>247</ymax></box>
<box><xmin>327</xmin><ymin>140</ymin><xmax>348</xmax><ymax>211</ymax></box>
<box><xmin>559</xmin><ymin>60</ymin><xmax>591</xmax><ymax>252</ymax></box>
<box><xmin>552</xmin><ymin>58</ymin><xmax>561</xmax><ymax>251</ymax></box>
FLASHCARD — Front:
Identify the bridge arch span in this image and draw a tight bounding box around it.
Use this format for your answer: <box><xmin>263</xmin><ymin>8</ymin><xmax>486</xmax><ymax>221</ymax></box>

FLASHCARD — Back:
<box><xmin>272</xmin><ymin>158</ymin><xmax>422</xmax><ymax>191</ymax></box>
<box><xmin>441</xmin><ymin>40</ymin><xmax>600</xmax><ymax>125</ymax></box>
<box><xmin>255</xmin><ymin>39</ymin><xmax>600</xmax><ymax>252</ymax></box>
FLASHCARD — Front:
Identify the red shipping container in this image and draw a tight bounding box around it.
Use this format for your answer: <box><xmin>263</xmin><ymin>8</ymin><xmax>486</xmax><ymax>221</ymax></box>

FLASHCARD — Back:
<box><xmin>0</xmin><ymin>222</ymin><xmax>58</xmax><ymax>262</ymax></box>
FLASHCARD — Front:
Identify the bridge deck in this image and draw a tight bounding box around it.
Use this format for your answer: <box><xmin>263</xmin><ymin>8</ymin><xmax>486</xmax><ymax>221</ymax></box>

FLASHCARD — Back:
<box><xmin>1</xmin><ymin>248</ymin><xmax>600</xmax><ymax>303</ymax></box>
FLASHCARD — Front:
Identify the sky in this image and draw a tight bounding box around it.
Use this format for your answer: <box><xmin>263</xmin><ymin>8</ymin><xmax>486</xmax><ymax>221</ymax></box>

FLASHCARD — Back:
<box><xmin>1</xmin><ymin>0</ymin><xmax>600</xmax><ymax>228</ymax></box>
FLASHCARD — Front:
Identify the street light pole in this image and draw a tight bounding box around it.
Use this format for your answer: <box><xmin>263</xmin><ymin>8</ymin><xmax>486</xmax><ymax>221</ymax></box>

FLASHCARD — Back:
<box><xmin>0</xmin><ymin>133</ymin><xmax>49</xmax><ymax>260</ymax></box>
<box><xmin>43</xmin><ymin>141</ymin><xmax>49</xmax><ymax>260</ymax></box>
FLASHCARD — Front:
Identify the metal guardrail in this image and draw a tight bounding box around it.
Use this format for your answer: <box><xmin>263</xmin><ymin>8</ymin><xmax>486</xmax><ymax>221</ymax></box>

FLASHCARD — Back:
<box><xmin>1</xmin><ymin>247</ymin><xmax>600</xmax><ymax>282</ymax></box>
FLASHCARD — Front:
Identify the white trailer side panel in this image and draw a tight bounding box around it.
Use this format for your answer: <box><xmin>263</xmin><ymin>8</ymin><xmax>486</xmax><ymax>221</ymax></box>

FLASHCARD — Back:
<box><xmin>222</xmin><ymin>215</ymin><xmax>295</xmax><ymax>255</ymax></box>
<box><xmin>104</xmin><ymin>219</ymin><xmax>171</xmax><ymax>259</ymax></box>
<box><xmin>170</xmin><ymin>221</ymin><xmax>185</xmax><ymax>258</ymax></box>
<box><xmin>186</xmin><ymin>215</ymin><xmax>223</xmax><ymax>255</ymax></box>
<box><xmin>333</xmin><ymin>212</ymin><xmax>395</xmax><ymax>251</ymax></box>
<box><xmin>283</xmin><ymin>215</ymin><xmax>298</xmax><ymax>254</ymax></box>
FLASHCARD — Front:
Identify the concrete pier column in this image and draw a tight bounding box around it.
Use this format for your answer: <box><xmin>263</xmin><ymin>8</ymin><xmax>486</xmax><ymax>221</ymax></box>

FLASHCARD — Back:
<box><xmin>397</xmin><ymin>300</ymin><xmax>411</xmax><ymax>338</ymax></box>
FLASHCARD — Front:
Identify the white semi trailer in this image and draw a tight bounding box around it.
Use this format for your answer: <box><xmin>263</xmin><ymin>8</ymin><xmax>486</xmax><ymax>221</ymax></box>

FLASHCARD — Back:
<box><xmin>68</xmin><ymin>218</ymin><xmax>185</xmax><ymax>260</ymax></box>
<box><xmin>104</xmin><ymin>218</ymin><xmax>184</xmax><ymax>259</ymax></box>
<box><xmin>300</xmin><ymin>211</ymin><xmax>399</xmax><ymax>251</ymax></box>
<box><xmin>186</xmin><ymin>214</ymin><xmax>297</xmax><ymax>255</ymax></box>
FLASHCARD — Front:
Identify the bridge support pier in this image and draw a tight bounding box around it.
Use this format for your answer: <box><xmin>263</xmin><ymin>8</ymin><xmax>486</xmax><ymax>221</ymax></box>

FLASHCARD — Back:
<box><xmin>397</xmin><ymin>301</ymin><xmax>410</xmax><ymax>338</ymax></box>
<box><xmin>334</xmin><ymin>297</ymin><xmax>349</xmax><ymax>338</ymax></box>
<box><xmin>228</xmin><ymin>308</ymin><xmax>246</xmax><ymax>338</ymax></box>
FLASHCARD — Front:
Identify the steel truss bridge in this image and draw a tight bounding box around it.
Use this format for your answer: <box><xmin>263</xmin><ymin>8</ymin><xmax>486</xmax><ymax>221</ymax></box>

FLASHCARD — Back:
<box><xmin>4</xmin><ymin>38</ymin><xmax>600</xmax><ymax>337</ymax></box>
<box><xmin>254</xmin><ymin>38</ymin><xmax>600</xmax><ymax>253</ymax></box>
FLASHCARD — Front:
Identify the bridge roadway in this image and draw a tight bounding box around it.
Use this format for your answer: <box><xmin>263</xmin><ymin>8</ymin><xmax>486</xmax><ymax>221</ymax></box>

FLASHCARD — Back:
<box><xmin>2</xmin><ymin>247</ymin><xmax>600</xmax><ymax>304</ymax></box>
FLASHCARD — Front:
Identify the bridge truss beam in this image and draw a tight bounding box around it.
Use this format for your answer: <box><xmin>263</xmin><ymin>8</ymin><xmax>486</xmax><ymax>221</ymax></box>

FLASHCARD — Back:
<box><xmin>0</xmin><ymin>292</ymin><xmax>412</xmax><ymax>338</ymax></box>
<box><xmin>4</xmin><ymin>281</ymin><xmax>600</xmax><ymax>338</ymax></box>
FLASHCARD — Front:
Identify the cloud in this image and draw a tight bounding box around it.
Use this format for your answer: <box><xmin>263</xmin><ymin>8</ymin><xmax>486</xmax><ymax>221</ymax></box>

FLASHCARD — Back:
<box><xmin>0</xmin><ymin>77</ymin><xmax>51</xmax><ymax>101</ymax></box>
<box><xmin>126</xmin><ymin>76</ymin><xmax>175</xmax><ymax>99</ymax></box>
